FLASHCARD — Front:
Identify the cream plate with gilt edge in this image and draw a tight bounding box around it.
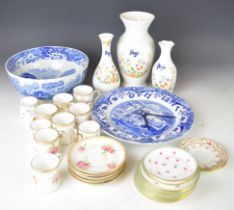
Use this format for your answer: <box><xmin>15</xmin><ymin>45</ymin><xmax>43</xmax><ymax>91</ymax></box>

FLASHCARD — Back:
<box><xmin>68</xmin><ymin>136</ymin><xmax>126</xmax><ymax>175</ymax></box>
<box><xmin>179</xmin><ymin>137</ymin><xmax>228</xmax><ymax>171</ymax></box>
<box><xmin>143</xmin><ymin>147</ymin><xmax>198</xmax><ymax>182</ymax></box>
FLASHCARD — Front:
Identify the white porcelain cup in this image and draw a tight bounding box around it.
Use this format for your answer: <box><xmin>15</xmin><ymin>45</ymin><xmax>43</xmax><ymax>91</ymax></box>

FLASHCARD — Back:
<box><xmin>73</xmin><ymin>85</ymin><xmax>100</xmax><ymax>104</ymax></box>
<box><xmin>35</xmin><ymin>103</ymin><xmax>57</xmax><ymax>120</ymax></box>
<box><xmin>31</xmin><ymin>153</ymin><xmax>61</xmax><ymax>193</ymax></box>
<box><xmin>30</xmin><ymin>119</ymin><xmax>52</xmax><ymax>134</ymax></box>
<box><xmin>52</xmin><ymin>112</ymin><xmax>77</xmax><ymax>145</ymax></box>
<box><xmin>68</xmin><ymin>103</ymin><xmax>91</xmax><ymax>124</ymax></box>
<box><xmin>34</xmin><ymin>128</ymin><xmax>60</xmax><ymax>154</ymax></box>
<box><xmin>78</xmin><ymin>120</ymin><xmax>101</xmax><ymax>140</ymax></box>
<box><xmin>52</xmin><ymin>93</ymin><xmax>73</xmax><ymax>111</ymax></box>
<box><xmin>19</xmin><ymin>96</ymin><xmax>39</xmax><ymax>124</ymax></box>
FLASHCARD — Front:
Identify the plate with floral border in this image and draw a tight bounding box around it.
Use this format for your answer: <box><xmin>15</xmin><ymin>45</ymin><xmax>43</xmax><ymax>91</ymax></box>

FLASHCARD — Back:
<box><xmin>179</xmin><ymin>137</ymin><xmax>228</xmax><ymax>171</ymax></box>
<box><xmin>67</xmin><ymin>136</ymin><xmax>126</xmax><ymax>175</ymax></box>
<box><xmin>92</xmin><ymin>87</ymin><xmax>194</xmax><ymax>144</ymax></box>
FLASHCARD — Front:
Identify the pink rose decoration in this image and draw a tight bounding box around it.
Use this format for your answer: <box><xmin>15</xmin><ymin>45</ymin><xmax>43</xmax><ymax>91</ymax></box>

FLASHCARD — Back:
<box><xmin>107</xmin><ymin>163</ymin><xmax>116</xmax><ymax>169</ymax></box>
<box><xmin>50</xmin><ymin>147</ymin><xmax>59</xmax><ymax>154</ymax></box>
<box><xmin>101</xmin><ymin>145</ymin><xmax>115</xmax><ymax>153</ymax></box>
<box><xmin>77</xmin><ymin>160</ymin><xmax>90</xmax><ymax>169</ymax></box>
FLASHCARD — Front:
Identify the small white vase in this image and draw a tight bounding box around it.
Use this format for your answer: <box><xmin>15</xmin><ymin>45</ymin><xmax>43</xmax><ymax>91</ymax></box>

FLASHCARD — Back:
<box><xmin>117</xmin><ymin>11</ymin><xmax>155</xmax><ymax>87</ymax></box>
<box><xmin>152</xmin><ymin>40</ymin><xmax>177</xmax><ymax>92</ymax></box>
<box><xmin>92</xmin><ymin>33</ymin><xmax>120</xmax><ymax>93</ymax></box>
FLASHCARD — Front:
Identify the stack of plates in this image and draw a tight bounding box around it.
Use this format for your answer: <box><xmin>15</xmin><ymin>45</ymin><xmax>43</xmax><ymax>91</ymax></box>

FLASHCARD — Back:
<box><xmin>135</xmin><ymin>147</ymin><xmax>200</xmax><ymax>202</ymax></box>
<box><xmin>68</xmin><ymin>136</ymin><xmax>126</xmax><ymax>184</ymax></box>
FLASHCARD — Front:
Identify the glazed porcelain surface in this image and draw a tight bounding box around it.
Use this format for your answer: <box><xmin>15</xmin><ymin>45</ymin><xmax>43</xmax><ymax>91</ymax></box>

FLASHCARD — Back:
<box><xmin>117</xmin><ymin>11</ymin><xmax>155</xmax><ymax>86</ymax></box>
<box><xmin>53</xmin><ymin>93</ymin><xmax>73</xmax><ymax>111</ymax></box>
<box><xmin>78</xmin><ymin>120</ymin><xmax>101</xmax><ymax>139</ymax></box>
<box><xmin>35</xmin><ymin>103</ymin><xmax>58</xmax><ymax>120</ymax></box>
<box><xmin>30</xmin><ymin>119</ymin><xmax>52</xmax><ymax>134</ymax></box>
<box><xmin>5</xmin><ymin>46</ymin><xmax>89</xmax><ymax>99</ymax></box>
<box><xmin>52</xmin><ymin>112</ymin><xmax>77</xmax><ymax>145</ymax></box>
<box><xmin>179</xmin><ymin>138</ymin><xmax>228</xmax><ymax>171</ymax></box>
<box><xmin>73</xmin><ymin>85</ymin><xmax>100</xmax><ymax>104</ymax></box>
<box><xmin>68</xmin><ymin>103</ymin><xmax>91</xmax><ymax>124</ymax></box>
<box><xmin>19</xmin><ymin>96</ymin><xmax>39</xmax><ymax>123</ymax></box>
<box><xmin>143</xmin><ymin>147</ymin><xmax>198</xmax><ymax>181</ymax></box>
<box><xmin>138</xmin><ymin>162</ymin><xmax>199</xmax><ymax>191</ymax></box>
<box><xmin>152</xmin><ymin>40</ymin><xmax>177</xmax><ymax>92</ymax></box>
<box><xmin>31</xmin><ymin>153</ymin><xmax>61</xmax><ymax>192</ymax></box>
<box><xmin>34</xmin><ymin>128</ymin><xmax>60</xmax><ymax>154</ymax></box>
<box><xmin>68</xmin><ymin>136</ymin><xmax>126</xmax><ymax>174</ymax></box>
<box><xmin>93</xmin><ymin>87</ymin><xmax>194</xmax><ymax>144</ymax></box>
<box><xmin>93</xmin><ymin>33</ymin><xmax>120</xmax><ymax>92</ymax></box>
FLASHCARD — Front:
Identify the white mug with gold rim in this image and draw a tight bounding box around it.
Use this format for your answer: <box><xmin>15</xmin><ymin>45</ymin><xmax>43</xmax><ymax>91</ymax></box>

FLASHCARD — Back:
<box><xmin>52</xmin><ymin>112</ymin><xmax>77</xmax><ymax>145</ymax></box>
<box><xmin>33</xmin><ymin>128</ymin><xmax>60</xmax><ymax>154</ymax></box>
<box><xmin>31</xmin><ymin>153</ymin><xmax>62</xmax><ymax>193</ymax></box>
<box><xmin>68</xmin><ymin>103</ymin><xmax>91</xmax><ymax>124</ymax></box>
<box><xmin>52</xmin><ymin>93</ymin><xmax>73</xmax><ymax>111</ymax></box>
<box><xmin>30</xmin><ymin>119</ymin><xmax>52</xmax><ymax>134</ymax></box>
<box><xmin>77</xmin><ymin>120</ymin><xmax>101</xmax><ymax>140</ymax></box>
<box><xmin>35</xmin><ymin>103</ymin><xmax>57</xmax><ymax>120</ymax></box>
<box><xmin>19</xmin><ymin>96</ymin><xmax>39</xmax><ymax>124</ymax></box>
<box><xmin>73</xmin><ymin>85</ymin><xmax>100</xmax><ymax>104</ymax></box>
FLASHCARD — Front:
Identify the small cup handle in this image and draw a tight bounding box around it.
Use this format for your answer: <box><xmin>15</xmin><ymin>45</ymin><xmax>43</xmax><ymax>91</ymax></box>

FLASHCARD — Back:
<box><xmin>93</xmin><ymin>90</ymin><xmax>101</xmax><ymax>103</ymax></box>
<box><xmin>74</xmin><ymin>130</ymin><xmax>83</xmax><ymax>142</ymax></box>
<box><xmin>56</xmin><ymin>153</ymin><xmax>64</xmax><ymax>165</ymax></box>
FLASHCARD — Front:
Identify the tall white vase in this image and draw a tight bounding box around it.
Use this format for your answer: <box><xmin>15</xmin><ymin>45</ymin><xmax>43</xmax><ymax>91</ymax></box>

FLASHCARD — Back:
<box><xmin>92</xmin><ymin>33</ymin><xmax>120</xmax><ymax>93</ymax></box>
<box><xmin>117</xmin><ymin>11</ymin><xmax>155</xmax><ymax>87</ymax></box>
<box><xmin>152</xmin><ymin>40</ymin><xmax>177</xmax><ymax>92</ymax></box>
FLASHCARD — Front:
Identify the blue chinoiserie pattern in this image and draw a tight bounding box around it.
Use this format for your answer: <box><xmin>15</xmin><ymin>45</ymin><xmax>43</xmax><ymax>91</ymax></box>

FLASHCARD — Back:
<box><xmin>93</xmin><ymin>87</ymin><xmax>194</xmax><ymax>144</ymax></box>
<box><xmin>5</xmin><ymin>46</ymin><xmax>89</xmax><ymax>99</ymax></box>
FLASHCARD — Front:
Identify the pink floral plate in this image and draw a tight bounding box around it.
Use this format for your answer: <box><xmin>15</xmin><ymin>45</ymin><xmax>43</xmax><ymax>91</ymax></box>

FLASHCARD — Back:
<box><xmin>68</xmin><ymin>136</ymin><xmax>126</xmax><ymax>174</ymax></box>
<box><xmin>143</xmin><ymin>147</ymin><xmax>198</xmax><ymax>182</ymax></box>
<box><xmin>179</xmin><ymin>137</ymin><xmax>228</xmax><ymax>171</ymax></box>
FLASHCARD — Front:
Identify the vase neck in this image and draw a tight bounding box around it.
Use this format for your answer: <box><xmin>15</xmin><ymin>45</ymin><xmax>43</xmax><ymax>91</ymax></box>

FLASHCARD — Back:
<box><xmin>159</xmin><ymin>40</ymin><xmax>175</xmax><ymax>58</ymax></box>
<box><xmin>120</xmin><ymin>11</ymin><xmax>155</xmax><ymax>33</ymax></box>
<box><xmin>99</xmin><ymin>33</ymin><xmax>113</xmax><ymax>59</ymax></box>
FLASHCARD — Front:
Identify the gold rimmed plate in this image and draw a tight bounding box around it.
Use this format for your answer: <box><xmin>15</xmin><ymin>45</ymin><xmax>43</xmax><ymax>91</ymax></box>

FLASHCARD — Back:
<box><xmin>142</xmin><ymin>147</ymin><xmax>199</xmax><ymax>184</ymax></box>
<box><xmin>68</xmin><ymin>162</ymin><xmax>126</xmax><ymax>179</ymax></box>
<box><xmin>179</xmin><ymin>137</ymin><xmax>228</xmax><ymax>172</ymax></box>
<box><xmin>137</xmin><ymin>163</ymin><xmax>199</xmax><ymax>192</ymax></box>
<box><xmin>68</xmin><ymin>167</ymin><xmax>123</xmax><ymax>184</ymax></box>
<box><xmin>67</xmin><ymin>136</ymin><xmax>126</xmax><ymax>176</ymax></box>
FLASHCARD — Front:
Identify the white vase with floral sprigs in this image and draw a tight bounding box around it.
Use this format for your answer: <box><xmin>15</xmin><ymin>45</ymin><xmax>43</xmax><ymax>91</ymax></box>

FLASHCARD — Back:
<box><xmin>117</xmin><ymin>11</ymin><xmax>155</xmax><ymax>87</ymax></box>
<box><xmin>152</xmin><ymin>40</ymin><xmax>177</xmax><ymax>92</ymax></box>
<box><xmin>92</xmin><ymin>33</ymin><xmax>120</xmax><ymax>93</ymax></box>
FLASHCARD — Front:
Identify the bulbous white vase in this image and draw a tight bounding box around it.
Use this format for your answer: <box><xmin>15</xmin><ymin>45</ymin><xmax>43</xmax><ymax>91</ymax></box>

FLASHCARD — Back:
<box><xmin>93</xmin><ymin>33</ymin><xmax>120</xmax><ymax>93</ymax></box>
<box><xmin>152</xmin><ymin>40</ymin><xmax>177</xmax><ymax>92</ymax></box>
<box><xmin>117</xmin><ymin>11</ymin><xmax>155</xmax><ymax>87</ymax></box>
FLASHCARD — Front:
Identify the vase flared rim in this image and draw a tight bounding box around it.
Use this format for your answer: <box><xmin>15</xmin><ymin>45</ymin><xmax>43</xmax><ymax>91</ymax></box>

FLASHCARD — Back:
<box><xmin>98</xmin><ymin>33</ymin><xmax>114</xmax><ymax>40</ymax></box>
<box><xmin>120</xmin><ymin>11</ymin><xmax>155</xmax><ymax>23</ymax></box>
<box><xmin>159</xmin><ymin>40</ymin><xmax>175</xmax><ymax>48</ymax></box>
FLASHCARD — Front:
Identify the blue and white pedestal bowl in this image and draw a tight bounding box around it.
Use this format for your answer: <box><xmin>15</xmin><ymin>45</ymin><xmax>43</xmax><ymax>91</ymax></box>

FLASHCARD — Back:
<box><xmin>5</xmin><ymin>46</ymin><xmax>89</xmax><ymax>99</ymax></box>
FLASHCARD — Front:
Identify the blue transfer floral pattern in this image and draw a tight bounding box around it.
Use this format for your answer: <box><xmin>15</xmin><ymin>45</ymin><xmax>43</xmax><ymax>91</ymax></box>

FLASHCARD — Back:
<box><xmin>92</xmin><ymin>87</ymin><xmax>194</xmax><ymax>144</ymax></box>
<box><xmin>5</xmin><ymin>46</ymin><xmax>89</xmax><ymax>99</ymax></box>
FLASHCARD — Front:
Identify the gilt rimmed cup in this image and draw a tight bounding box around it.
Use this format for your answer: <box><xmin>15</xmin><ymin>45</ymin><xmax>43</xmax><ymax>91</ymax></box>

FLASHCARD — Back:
<box><xmin>19</xmin><ymin>96</ymin><xmax>39</xmax><ymax>123</ymax></box>
<box><xmin>31</xmin><ymin>153</ymin><xmax>61</xmax><ymax>192</ymax></box>
<box><xmin>68</xmin><ymin>103</ymin><xmax>91</xmax><ymax>124</ymax></box>
<box><xmin>33</xmin><ymin>128</ymin><xmax>60</xmax><ymax>154</ymax></box>
<box><xmin>77</xmin><ymin>120</ymin><xmax>101</xmax><ymax>140</ymax></box>
<box><xmin>30</xmin><ymin>119</ymin><xmax>52</xmax><ymax>134</ymax></box>
<box><xmin>73</xmin><ymin>85</ymin><xmax>100</xmax><ymax>105</ymax></box>
<box><xmin>52</xmin><ymin>112</ymin><xmax>77</xmax><ymax>145</ymax></box>
<box><xmin>35</xmin><ymin>103</ymin><xmax>57</xmax><ymax>120</ymax></box>
<box><xmin>52</xmin><ymin>93</ymin><xmax>73</xmax><ymax>111</ymax></box>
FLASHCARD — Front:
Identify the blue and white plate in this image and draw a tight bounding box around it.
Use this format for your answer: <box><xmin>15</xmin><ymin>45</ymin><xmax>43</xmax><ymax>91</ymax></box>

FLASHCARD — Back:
<box><xmin>93</xmin><ymin>87</ymin><xmax>194</xmax><ymax>144</ymax></box>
